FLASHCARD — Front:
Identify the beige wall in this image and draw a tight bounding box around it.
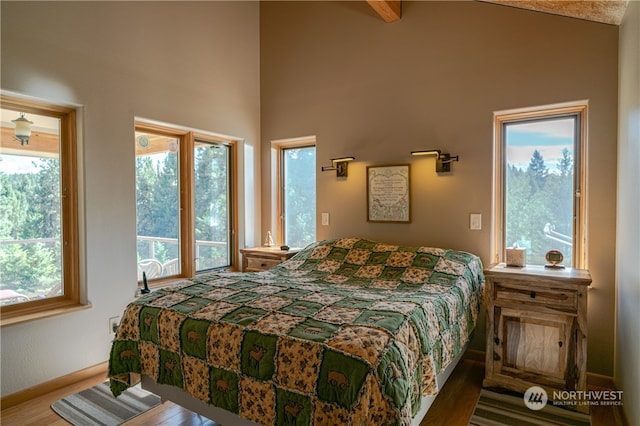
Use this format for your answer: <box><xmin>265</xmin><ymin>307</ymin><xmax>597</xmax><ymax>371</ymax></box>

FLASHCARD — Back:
<box><xmin>0</xmin><ymin>1</ymin><xmax>260</xmax><ymax>396</ymax></box>
<box><xmin>260</xmin><ymin>1</ymin><xmax>619</xmax><ymax>375</ymax></box>
<box><xmin>616</xmin><ymin>1</ymin><xmax>640</xmax><ymax>423</ymax></box>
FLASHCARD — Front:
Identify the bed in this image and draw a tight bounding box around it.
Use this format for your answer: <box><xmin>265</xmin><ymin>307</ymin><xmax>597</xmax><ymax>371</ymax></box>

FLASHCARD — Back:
<box><xmin>109</xmin><ymin>238</ymin><xmax>484</xmax><ymax>425</ymax></box>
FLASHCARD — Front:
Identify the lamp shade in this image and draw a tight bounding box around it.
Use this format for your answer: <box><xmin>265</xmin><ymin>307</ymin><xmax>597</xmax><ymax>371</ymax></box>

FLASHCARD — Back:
<box><xmin>12</xmin><ymin>113</ymin><xmax>33</xmax><ymax>145</ymax></box>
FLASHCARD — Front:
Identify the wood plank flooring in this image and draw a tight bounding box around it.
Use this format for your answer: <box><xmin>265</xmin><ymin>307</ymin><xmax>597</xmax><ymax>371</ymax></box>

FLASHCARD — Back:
<box><xmin>1</xmin><ymin>359</ymin><xmax>627</xmax><ymax>426</ymax></box>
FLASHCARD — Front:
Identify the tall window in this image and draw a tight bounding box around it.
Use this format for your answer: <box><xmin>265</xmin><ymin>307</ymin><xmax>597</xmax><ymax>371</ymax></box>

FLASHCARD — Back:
<box><xmin>0</xmin><ymin>95</ymin><xmax>80</xmax><ymax>321</ymax></box>
<box><xmin>135</xmin><ymin>122</ymin><xmax>235</xmax><ymax>282</ymax></box>
<box><xmin>275</xmin><ymin>139</ymin><xmax>316</xmax><ymax>248</ymax></box>
<box><xmin>494</xmin><ymin>103</ymin><xmax>586</xmax><ymax>268</ymax></box>
<box><xmin>193</xmin><ymin>139</ymin><xmax>232</xmax><ymax>271</ymax></box>
<box><xmin>135</xmin><ymin>130</ymin><xmax>181</xmax><ymax>278</ymax></box>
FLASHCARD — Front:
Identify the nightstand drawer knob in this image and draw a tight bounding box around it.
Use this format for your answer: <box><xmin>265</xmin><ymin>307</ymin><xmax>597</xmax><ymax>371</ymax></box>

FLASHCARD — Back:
<box><xmin>530</xmin><ymin>291</ymin><xmax>536</xmax><ymax>299</ymax></box>
<box><xmin>494</xmin><ymin>337</ymin><xmax>500</xmax><ymax>345</ymax></box>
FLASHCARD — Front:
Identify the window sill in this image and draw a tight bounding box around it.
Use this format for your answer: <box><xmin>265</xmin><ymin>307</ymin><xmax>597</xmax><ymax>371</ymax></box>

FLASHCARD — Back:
<box><xmin>0</xmin><ymin>302</ymin><xmax>92</xmax><ymax>327</ymax></box>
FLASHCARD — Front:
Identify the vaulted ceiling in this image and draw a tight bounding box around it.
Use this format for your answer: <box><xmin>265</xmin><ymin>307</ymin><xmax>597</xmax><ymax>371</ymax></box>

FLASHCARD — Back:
<box><xmin>367</xmin><ymin>0</ymin><xmax>629</xmax><ymax>25</ymax></box>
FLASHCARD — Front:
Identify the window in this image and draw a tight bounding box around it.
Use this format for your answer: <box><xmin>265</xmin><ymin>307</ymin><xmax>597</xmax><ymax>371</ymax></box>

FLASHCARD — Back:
<box><xmin>273</xmin><ymin>138</ymin><xmax>316</xmax><ymax>248</ymax></box>
<box><xmin>135</xmin><ymin>122</ymin><xmax>236</xmax><ymax>283</ymax></box>
<box><xmin>494</xmin><ymin>103</ymin><xmax>586</xmax><ymax>268</ymax></box>
<box><xmin>0</xmin><ymin>95</ymin><xmax>80</xmax><ymax>322</ymax></box>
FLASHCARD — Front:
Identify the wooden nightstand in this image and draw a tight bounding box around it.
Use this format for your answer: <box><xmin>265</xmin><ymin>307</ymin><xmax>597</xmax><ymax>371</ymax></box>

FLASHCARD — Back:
<box><xmin>239</xmin><ymin>247</ymin><xmax>300</xmax><ymax>272</ymax></box>
<box><xmin>483</xmin><ymin>263</ymin><xmax>591</xmax><ymax>411</ymax></box>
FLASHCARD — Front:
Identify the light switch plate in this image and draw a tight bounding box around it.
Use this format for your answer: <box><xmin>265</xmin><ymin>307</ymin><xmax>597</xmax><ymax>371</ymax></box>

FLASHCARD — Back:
<box><xmin>470</xmin><ymin>213</ymin><xmax>482</xmax><ymax>230</ymax></box>
<box><xmin>321</xmin><ymin>212</ymin><xmax>330</xmax><ymax>226</ymax></box>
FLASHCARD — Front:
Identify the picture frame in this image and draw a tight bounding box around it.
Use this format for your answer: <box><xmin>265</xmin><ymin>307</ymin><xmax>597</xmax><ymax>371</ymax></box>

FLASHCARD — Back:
<box><xmin>367</xmin><ymin>164</ymin><xmax>411</xmax><ymax>223</ymax></box>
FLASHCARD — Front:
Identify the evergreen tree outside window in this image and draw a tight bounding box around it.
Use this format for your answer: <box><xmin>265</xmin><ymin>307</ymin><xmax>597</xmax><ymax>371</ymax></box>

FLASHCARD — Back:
<box><xmin>495</xmin><ymin>103</ymin><xmax>586</xmax><ymax>268</ymax></box>
<box><xmin>282</xmin><ymin>145</ymin><xmax>316</xmax><ymax>248</ymax></box>
<box><xmin>135</xmin><ymin>132</ymin><xmax>181</xmax><ymax>276</ymax></box>
<box><xmin>273</xmin><ymin>139</ymin><xmax>316</xmax><ymax>249</ymax></box>
<box><xmin>194</xmin><ymin>140</ymin><xmax>231</xmax><ymax>271</ymax></box>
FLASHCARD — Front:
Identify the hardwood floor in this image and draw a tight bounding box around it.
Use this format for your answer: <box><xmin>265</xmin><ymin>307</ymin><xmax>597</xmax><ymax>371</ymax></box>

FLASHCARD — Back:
<box><xmin>1</xmin><ymin>359</ymin><xmax>627</xmax><ymax>426</ymax></box>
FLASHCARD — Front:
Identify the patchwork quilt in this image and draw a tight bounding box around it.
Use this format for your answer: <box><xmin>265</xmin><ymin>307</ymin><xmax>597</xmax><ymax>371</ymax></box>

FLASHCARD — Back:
<box><xmin>109</xmin><ymin>238</ymin><xmax>484</xmax><ymax>426</ymax></box>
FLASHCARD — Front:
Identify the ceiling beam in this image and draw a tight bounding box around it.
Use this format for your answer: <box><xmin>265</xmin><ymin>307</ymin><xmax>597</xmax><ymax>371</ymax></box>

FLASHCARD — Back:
<box><xmin>366</xmin><ymin>0</ymin><xmax>402</xmax><ymax>23</ymax></box>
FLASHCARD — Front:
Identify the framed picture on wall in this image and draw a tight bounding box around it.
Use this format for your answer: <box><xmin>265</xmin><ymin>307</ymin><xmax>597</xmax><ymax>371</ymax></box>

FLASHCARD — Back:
<box><xmin>367</xmin><ymin>164</ymin><xmax>411</xmax><ymax>223</ymax></box>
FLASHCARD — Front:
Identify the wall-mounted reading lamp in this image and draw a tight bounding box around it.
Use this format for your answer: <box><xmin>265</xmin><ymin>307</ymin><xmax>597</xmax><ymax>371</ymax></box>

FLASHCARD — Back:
<box><xmin>411</xmin><ymin>149</ymin><xmax>459</xmax><ymax>173</ymax></box>
<box><xmin>321</xmin><ymin>156</ymin><xmax>355</xmax><ymax>177</ymax></box>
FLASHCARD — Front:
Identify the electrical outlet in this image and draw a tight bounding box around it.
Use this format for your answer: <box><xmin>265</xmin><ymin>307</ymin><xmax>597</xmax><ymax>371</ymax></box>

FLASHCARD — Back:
<box><xmin>109</xmin><ymin>316</ymin><xmax>120</xmax><ymax>336</ymax></box>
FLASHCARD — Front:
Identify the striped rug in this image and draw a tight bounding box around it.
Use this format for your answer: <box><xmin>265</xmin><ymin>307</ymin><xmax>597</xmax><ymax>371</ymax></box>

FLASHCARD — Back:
<box><xmin>469</xmin><ymin>389</ymin><xmax>591</xmax><ymax>425</ymax></box>
<box><xmin>51</xmin><ymin>381</ymin><xmax>161</xmax><ymax>426</ymax></box>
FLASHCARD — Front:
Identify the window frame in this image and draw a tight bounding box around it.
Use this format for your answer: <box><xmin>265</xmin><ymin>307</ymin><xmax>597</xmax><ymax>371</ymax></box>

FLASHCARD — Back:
<box><xmin>0</xmin><ymin>95</ymin><xmax>81</xmax><ymax>325</ymax></box>
<box><xmin>272</xmin><ymin>137</ymin><xmax>316</xmax><ymax>247</ymax></box>
<box><xmin>134</xmin><ymin>121</ymin><xmax>238</xmax><ymax>284</ymax></box>
<box><xmin>493</xmin><ymin>102</ymin><xmax>587</xmax><ymax>268</ymax></box>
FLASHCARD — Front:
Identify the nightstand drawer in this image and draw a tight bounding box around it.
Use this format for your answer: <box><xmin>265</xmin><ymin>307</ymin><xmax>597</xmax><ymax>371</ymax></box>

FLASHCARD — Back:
<box><xmin>246</xmin><ymin>257</ymin><xmax>281</xmax><ymax>271</ymax></box>
<box><xmin>494</xmin><ymin>281</ymin><xmax>578</xmax><ymax>310</ymax></box>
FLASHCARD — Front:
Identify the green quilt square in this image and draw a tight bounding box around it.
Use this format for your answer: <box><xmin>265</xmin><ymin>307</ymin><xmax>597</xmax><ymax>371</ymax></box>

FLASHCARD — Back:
<box><xmin>333</xmin><ymin>298</ymin><xmax>374</xmax><ymax>309</ymax></box>
<box><xmin>444</xmin><ymin>250</ymin><xmax>474</xmax><ymax>264</ymax></box>
<box><xmin>379</xmin><ymin>267</ymin><xmax>405</xmax><ymax>280</ymax></box>
<box><xmin>344</xmin><ymin>276</ymin><xmax>373</xmax><ymax>286</ymax></box>
<box><xmin>210</xmin><ymin>367</ymin><xmax>239</xmax><ymax>413</ymax></box>
<box><xmin>108</xmin><ymin>340</ymin><xmax>140</xmax><ymax>377</ymax></box>
<box><xmin>288</xmin><ymin>318</ymin><xmax>339</xmax><ymax>342</ymax></box>
<box><xmin>180</xmin><ymin>283</ymin><xmax>214</xmax><ymax>296</ymax></box>
<box><xmin>226</xmin><ymin>281</ymin><xmax>259</xmax><ymax>291</ymax></box>
<box><xmin>222</xmin><ymin>291</ymin><xmax>261</xmax><ymax>304</ymax></box>
<box><xmin>171</xmin><ymin>297</ymin><xmax>212</xmax><ymax>314</ymax></box>
<box><xmin>411</xmin><ymin>363</ymin><xmax>423</xmax><ymax>416</ymax></box>
<box><xmin>408</xmin><ymin>308</ymin><xmax>430</xmax><ymax>354</ymax></box>
<box><xmin>298</xmin><ymin>259</ymin><xmax>320</xmax><ymax>271</ymax></box>
<box><xmin>241</xmin><ymin>331</ymin><xmax>278</xmax><ymax>380</ymax></box>
<box><xmin>355</xmin><ymin>310</ymin><xmax>405</xmax><ymax>334</ymax></box>
<box><xmin>139</xmin><ymin>306</ymin><xmax>161</xmax><ymax>343</ymax></box>
<box><xmin>450</xmin><ymin>323</ymin><xmax>462</xmax><ymax>355</ymax></box>
<box><xmin>366</xmin><ymin>251</ymin><xmax>390</xmax><ymax>265</ymax></box>
<box><xmin>353</xmin><ymin>239</ymin><xmax>377</xmax><ymax>250</ymax></box>
<box><xmin>411</xmin><ymin>253</ymin><xmax>440</xmax><ymax>269</ymax></box>
<box><xmin>277</xmin><ymin>287</ymin><xmax>311</xmax><ymax>299</ymax></box>
<box><xmin>221</xmin><ymin>307</ymin><xmax>267</xmax><ymax>326</ymax></box>
<box><xmin>377</xmin><ymin>343</ymin><xmax>410</xmax><ymax>409</ymax></box>
<box><xmin>395</xmin><ymin>282</ymin><xmax>424</xmax><ymax>292</ymax></box>
<box><xmin>327</xmin><ymin>247</ymin><xmax>348</xmax><ymax>261</ymax></box>
<box><xmin>335</xmin><ymin>264</ymin><xmax>359</xmax><ymax>276</ymax></box>
<box><xmin>180</xmin><ymin>318</ymin><xmax>210</xmax><ymax>360</ymax></box>
<box><xmin>276</xmin><ymin>388</ymin><xmax>311</xmax><ymax>425</ymax></box>
<box><xmin>158</xmin><ymin>349</ymin><xmax>183</xmax><ymax>388</ymax></box>
<box><xmin>131</xmin><ymin>290</ymin><xmax>166</xmax><ymax>305</ymax></box>
<box><xmin>427</xmin><ymin>272</ymin><xmax>458</xmax><ymax>286</ymax></box>
<box><xmin>434</xmin><ymin>298</ymin><xmax>452</xmax><ymax>328</ymax></box>
<box><xmin>317</xmin><ymin>350</ymin><xmax>368</xmax><ymax>409</ymax></box>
